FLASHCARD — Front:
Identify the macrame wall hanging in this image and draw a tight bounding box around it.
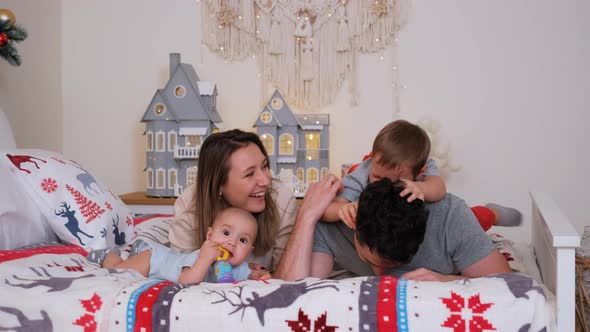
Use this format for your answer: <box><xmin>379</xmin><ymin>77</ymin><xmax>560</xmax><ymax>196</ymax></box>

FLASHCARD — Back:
<box><xmin>200</xmin><ymin>0</ymin><xmax>410</xmax><ymax>110</ymax></box>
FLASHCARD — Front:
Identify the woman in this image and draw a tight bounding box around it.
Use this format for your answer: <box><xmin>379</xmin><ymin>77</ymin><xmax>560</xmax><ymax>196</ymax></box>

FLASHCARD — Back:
<box><xmin>168</xmin><ymin>129</ymin><xmax>298</xmax><ymax>271</ymax></box>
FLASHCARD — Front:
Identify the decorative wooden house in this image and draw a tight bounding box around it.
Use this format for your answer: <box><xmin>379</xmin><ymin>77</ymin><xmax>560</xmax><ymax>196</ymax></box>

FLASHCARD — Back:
<box><xmin>141</xmin><ymin>53</ymin><xmax>222</xmax><ymax>197</ymax></box>
<box><xmin>253</xmin><ymin>90</ymin><xmax>329</xmax><ymax>197</ymax></box>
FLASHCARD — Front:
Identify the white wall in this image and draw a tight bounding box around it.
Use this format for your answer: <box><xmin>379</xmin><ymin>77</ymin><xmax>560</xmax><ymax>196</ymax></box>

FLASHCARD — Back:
<box><xmin>2</xmin><ymin>0</ymin><xmax>589</xmax><ymax>242</ymax></box>
<box><xmin>0</xmin><ymin>0</ymin><xmax>62</xmax><ymax>151</ymax></box>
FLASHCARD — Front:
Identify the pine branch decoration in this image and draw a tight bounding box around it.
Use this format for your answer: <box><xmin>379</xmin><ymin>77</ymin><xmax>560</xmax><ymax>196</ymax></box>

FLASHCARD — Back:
<box><xmin>0</xmin><ymin>13</ymin><xmax>28</xmax><ymax>66</ymax></box>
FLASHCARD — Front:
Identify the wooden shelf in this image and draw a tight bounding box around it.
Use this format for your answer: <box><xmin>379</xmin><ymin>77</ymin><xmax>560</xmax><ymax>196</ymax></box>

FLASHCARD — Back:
<box><xmin>120</xmin><ymin>192</ymin><xmax>176</xmax><ymax>205</ymax></box>
<box><xmin>119</xmin><ymin>192</ymin><xmax>175</xmax><ymax>214</ymax></box>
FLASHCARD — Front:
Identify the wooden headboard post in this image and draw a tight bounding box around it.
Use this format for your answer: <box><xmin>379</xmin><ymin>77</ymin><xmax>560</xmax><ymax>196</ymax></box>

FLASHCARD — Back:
<box><xmin>530</xmin><ymin>191</ymin><xmax>580</xmax><ymax>332</ymax></box>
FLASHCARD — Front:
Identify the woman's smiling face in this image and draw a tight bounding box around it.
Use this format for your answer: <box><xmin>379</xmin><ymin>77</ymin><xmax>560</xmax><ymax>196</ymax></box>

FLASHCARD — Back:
<box><xmin>220</xmin><ymin>143</ymin><xmax>271</xmax><ymax>213</ymax></box>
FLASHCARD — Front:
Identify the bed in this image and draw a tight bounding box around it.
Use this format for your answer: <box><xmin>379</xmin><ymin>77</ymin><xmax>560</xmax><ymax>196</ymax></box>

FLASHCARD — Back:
<box><xmin>0</xmin><ymin>109</ymin><xmax>580</xmax><ymax>331</ymax></box>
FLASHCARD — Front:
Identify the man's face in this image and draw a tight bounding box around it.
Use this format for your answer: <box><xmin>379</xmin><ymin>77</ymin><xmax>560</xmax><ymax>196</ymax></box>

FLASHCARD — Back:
<box><xmin>368</xmin><ymin>153</ymin><xmax>415</xmax><ymax>184</ymax></box>
<box><xmin>353</xmin><ymin>235</ymin><xmax>400</xmax><ymax>276</ymax></box>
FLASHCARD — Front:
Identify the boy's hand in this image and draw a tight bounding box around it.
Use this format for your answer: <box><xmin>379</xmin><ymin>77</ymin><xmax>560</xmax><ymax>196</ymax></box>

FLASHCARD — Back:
<box><xmin>338</xmin><ymin>201</ymin><xmax>358</xmax><ymax>229</ymax></box>
<box><xmin>198</xmin><ymin>240</ymin><xmax>222</xmax><ymax>265</ymax></box>
<box><xmin>399</xmin><ymin>179</ymin><xmax>425</xmax><ymax>202</ymax></box>
<box><xmin>249</xmin><ymin>263</ymin><xmax>272</xmax><ymax>280</ymax></box>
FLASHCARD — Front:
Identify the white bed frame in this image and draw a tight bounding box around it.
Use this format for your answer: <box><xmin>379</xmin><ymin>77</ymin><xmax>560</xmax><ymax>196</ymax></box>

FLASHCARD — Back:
<box><xmin>531</xmin><ymin>191</ymin><xmax>580</xmax><ymax>332</ymax></box>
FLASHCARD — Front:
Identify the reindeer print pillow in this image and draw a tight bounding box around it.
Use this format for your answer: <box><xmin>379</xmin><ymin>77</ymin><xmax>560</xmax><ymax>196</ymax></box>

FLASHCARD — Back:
<box><xmin>0</xmin><ymin>149</ymin><xmax>134</xmax><ymax>250</ymax></box>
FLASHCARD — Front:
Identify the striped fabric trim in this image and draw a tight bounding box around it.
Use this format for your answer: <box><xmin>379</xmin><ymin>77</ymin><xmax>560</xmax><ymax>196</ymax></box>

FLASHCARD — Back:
<box><xmin>396</xmin><ymin>279</ymin><xmax>409</xmax><ymax>332</ymax></box>
<box><xmin>377</xmin><ymin>275</ymin><xmax>402</xmax><ymax>332</ymax></box>
<box><xmin>152</xmin><ymin>283</ymin><xmax>190</xmax><ymax>332</ymax></box>
<box><xmin>0</xmin><ymin>244</ymin><xmax>87</xmax><ymax>263</ymax></box>
<box><xmin>126</xmin><ymin>280</ymin><xmax>166</xmax><ymax>332</ymax></box>
<box><xmin>134</xmin><ymin>280</ymin><xmax>174</xmax><ymax>332</ymax></box>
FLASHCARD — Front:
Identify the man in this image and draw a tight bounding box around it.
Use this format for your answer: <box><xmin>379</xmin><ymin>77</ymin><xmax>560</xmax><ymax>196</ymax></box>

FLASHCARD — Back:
<box><xmin>274</xmin><ymin>176</ymin><xmax>510</xmax><ymax>281</ymax></box>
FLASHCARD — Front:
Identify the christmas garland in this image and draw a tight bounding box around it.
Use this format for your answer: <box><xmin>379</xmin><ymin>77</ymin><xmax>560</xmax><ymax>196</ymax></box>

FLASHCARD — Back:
<box><xmin>0</xmin><ymin>9</ymin><xmax>28</xmax><ymax>66</ymax></box>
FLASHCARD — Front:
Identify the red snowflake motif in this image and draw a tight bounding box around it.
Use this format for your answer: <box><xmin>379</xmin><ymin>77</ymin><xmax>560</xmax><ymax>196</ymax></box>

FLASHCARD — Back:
<box><xmin>80</xmin><ymin>292</ymin><xmax>103</xmax><ymax>313</ymax></box>
<box><xmin>72</xmin><ymin>293</ymin><xmax>102</xmax><ymax>332</ymax></box>
<box><xmin>104</xmin><ymin>202</ymin><xmax>112</xmax><ymax>211</ymax></box>
<box><xmin>72</xmin><ymin>313</ymin><xmax>96</xmax><ymax>332</ymax></box>
<box><xmin>126</xmin><ymin>216</ymin><xmax>133</xmax><ymax>227</ymax></box>
<box><xmin>40</xmin><ymin>178</ymin><xmax>58</xmax><ymax>193</ymax></box>
<box><xmin>440</xmin><ymin>292</ymin><xmax>495</xmax><ymax>332</ymax></box>
<box><xmin>286</xmin><ymin>308</ymin><xmax>337</xmax><ymax>332</ymax></box>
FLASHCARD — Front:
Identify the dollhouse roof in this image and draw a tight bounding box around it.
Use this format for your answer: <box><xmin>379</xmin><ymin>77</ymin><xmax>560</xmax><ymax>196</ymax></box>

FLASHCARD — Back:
<box><xmin>142</xmin><ymin>55</ymin><xmax>222</xmax><ymax>124</ymax></box>
<box><xmin>253</xmin><ymin>105</ymin><xmax>282</xmax><ymax>127</ymax></box>
<box><xmin>295</xmin><ymin>114</ymin><xmax>330</xmax><ymax>130</ymax></box>
<box><xmin>253</xmin><ymin>90</ymin><xmax>300</xmax><ymax>128</ymax></box>
<box><xmin>141</xmin><ymin>89</ymin><xmax>179</xmax><ymax>122</ymax></box>
<box><xmin>177</xmin><ymin>64</ymin><xmax>222</xmax><ymax>123</ymax></box>
<box><xmin>197</xmin><ymin>81</ymin><xmax>215</xmax><ymax>95</ymax></box>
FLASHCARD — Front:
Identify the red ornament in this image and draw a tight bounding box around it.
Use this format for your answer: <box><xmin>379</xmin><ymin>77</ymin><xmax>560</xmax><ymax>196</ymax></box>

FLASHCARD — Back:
<box><xmin>0</xmin><ymin>33</ymin><xmax>7</xmax><ymax>47</ymax></box>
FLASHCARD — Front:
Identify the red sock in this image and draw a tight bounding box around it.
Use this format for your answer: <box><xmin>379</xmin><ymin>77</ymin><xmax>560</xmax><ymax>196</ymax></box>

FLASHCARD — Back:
<box><xmin>471</xmin><ymin>206</ymin><xmax>495</xmax><ymax>232</ymax></box>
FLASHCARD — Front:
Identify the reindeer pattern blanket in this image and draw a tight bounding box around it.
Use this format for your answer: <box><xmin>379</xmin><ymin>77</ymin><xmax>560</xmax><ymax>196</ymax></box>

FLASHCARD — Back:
<box><xmin>0</xmin><ymin>217</ymin><xmax>556</xmax><ymax>332</ymax></box>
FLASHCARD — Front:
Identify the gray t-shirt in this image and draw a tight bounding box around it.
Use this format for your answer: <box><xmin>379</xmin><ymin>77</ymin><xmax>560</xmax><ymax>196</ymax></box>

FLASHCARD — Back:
<box><xmin>340</xmin><ymin>157</ymin><xmax>439</xmax><ymax>203</ymax></box>
<box><xmin>312</xmin><ymin>193</ymin><xmax>495</xmax><ymax>277</ymax></box>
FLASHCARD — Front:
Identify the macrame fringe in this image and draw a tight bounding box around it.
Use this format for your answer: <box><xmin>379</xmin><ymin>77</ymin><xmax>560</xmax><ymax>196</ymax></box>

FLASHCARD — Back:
<box><xmin>201</xmin><ymin>0</ymin><xmax>410</xmax><ymax>110</ymax></box>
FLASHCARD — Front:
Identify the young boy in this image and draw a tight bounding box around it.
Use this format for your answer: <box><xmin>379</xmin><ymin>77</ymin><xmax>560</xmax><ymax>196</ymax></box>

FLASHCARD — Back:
<box><xmin>95</xmin><ymin>207</ymin><xmax>269</xmax><ymax>283</ymax></box>
<box><xmin>323</xmin><ymin>120</ymin><xmax>521</xmax><ymax>231</ymax></box>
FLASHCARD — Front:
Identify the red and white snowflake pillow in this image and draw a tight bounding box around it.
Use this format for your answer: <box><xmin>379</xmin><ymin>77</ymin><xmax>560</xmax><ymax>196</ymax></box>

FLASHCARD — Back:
<box><xmin>0</xmin><ymin>149</ymin><xmax>134</xmax><ymax>250</ymax></box>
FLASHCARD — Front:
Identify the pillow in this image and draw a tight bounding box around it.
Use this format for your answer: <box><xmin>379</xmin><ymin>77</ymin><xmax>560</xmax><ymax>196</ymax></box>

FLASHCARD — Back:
<box><xmin>0</xmin><ymin>107</ymin><xmax>16</xmax><ymax>149</ymax></box>
<box><xmin>0</xmin><ymin>149</ymin><xmax>134</xmax><ymax>250</ymax></box>
<box><xmin>0</xmin><ymin>161</ymin><xmax>59</xmax><ymax>250</ymax></box>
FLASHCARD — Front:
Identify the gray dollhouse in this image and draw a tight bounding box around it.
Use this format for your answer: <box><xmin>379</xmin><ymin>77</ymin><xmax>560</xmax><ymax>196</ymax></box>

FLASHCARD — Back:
<box><xmin>253</xmin><ymin>90</ymin><xmax>329</xmax><ymax>197</ymax></box>
<box><xmin>141</xmin><ymin>53</ymin><xmax>222</xmax><ymax>197</ymax></box>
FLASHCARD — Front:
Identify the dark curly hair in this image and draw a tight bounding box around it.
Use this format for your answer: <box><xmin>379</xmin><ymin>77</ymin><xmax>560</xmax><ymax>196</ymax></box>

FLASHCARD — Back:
<box><xmin>355</xmin><ymin>178</ymin><xmax>429</xmax><ymax>264</ymax></box>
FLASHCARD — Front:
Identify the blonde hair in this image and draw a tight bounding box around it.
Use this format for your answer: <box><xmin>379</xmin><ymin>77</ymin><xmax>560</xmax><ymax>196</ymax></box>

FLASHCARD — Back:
<box><xmin>372</xmin><ymin>120</ymin><xmax>431</xmax><ymax>177</ymax></box>
<box><xmin>192</xmin><ymin>129</ymin><xmax>279</xmax><ymax>256</ymax></box>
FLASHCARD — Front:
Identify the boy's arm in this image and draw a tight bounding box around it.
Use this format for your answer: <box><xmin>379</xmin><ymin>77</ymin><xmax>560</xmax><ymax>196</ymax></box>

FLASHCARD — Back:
<box><xmin>321</xmin><ymin>197</ymin><xmax>349</xmax><ymax>222</ymax></box>
<box><xmin>410</xmin><ymin>175</ymin><xmax>446</xmax><ymax>202</ymax></box>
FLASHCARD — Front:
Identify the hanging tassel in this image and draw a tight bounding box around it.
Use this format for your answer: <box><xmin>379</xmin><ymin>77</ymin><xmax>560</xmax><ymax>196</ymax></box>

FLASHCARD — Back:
<box><xmin>268</xmin><ymin>9</ymin><xmax>283</xmax><ymax>55</ymax></box>
<box><xmin>336</xmin><ymin>6</ymin><xmax>350</xmax><ymax>52</ymax></box>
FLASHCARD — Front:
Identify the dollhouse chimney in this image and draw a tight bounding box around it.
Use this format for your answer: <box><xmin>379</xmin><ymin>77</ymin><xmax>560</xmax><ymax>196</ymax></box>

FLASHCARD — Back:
<box><xmin>170</xmin><ymin>53</ymin><xmax>180</xmax><ymax>78</ymax></box>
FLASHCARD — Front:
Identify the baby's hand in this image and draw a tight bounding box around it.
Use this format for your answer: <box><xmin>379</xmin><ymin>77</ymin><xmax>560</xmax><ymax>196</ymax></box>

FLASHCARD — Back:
<box><xmin>399</xmin><ymin>179</ymin><xmax>425</xmax><ymax>202</ymax></box>
<box><xmin>199</xmin><ymin>240</ymin><xmax>222</xmax><ymax>264</ymax></box>
<box><xmin>338</xmin><ymin>201</ymin><xmax>358</xmax><ymax>229</ymax></box>
<box><xmin>249</xmin><ymin>263</ymin><xmax>272</xmax><ymax>280</ymax></box>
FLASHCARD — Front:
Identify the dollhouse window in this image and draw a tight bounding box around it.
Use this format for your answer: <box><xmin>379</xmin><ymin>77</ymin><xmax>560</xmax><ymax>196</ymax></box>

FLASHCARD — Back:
<box><xmin>261</xmin><ymin>111</ymin><xmax>272</xmax><ymax>123</ymax></box>
<box><xmin>187</xmin><ymin>166</ymin><xmax>198</xmax><ymax>187</ymax></box>
<box><xmin>146</xmin><ymin>168</ymin><xmax>154</xmax><ymax>189</ymax></box>
<box><xmin>271</xmin><ymin>98</ymin><xmax>283</xmax><ymax>110</ymax></box>
<box><xmin>168</xmin><ymin>169</ymin><xmax>177</xmax><ymax>189</ymax></box>
<box><xmin>321</xmin><ymin>168</ymin><xmax>329</xmax><ymax>179</ymax></box>
<box><xmin>296</xmin><ymin>168</ymin><xmax>304</xmax><ymax>183</ymax></box>
<box><xmin>154</xmin><ymin>103</ymin><xmax>166</xmax><ymax>116</ymax></box>
<box><xmin>307</xmin><ymin>168</ymin><xmax>319</xmax><ymax>183</ymax></box>
<box><xmin>175</xmin><ymin>85</ymin><xmax>186</xmax><ymax>98</ymax></box>
<box><xmin>186</xmin><ymin>135</ymin><xmax>201</xmax><ymax>147</ymax></box>
<box><xmin>156</xmin><ymin>168</ymin><xmax>165</xmax><ymax>189</ymax></box>
<box><xmin>168</xmin><ymin>131</ymin><xmax>177</xmax><ymax>151</ymax></box>
<box><xmin>146</xmin><ymin>132</ymin><xmax>153</xmax><ymax>151</ymax></box>
<box><xmin>260</xmin><ymin>134</ymin><xmax>274</xmax><ymax>155</ymax></box>
<box><xmin>156</xmin><ymin>131</ymin><xmax>165</xmax><ymax>152</ymax></box>
<box><xmin>279</xmin><ymin>134</ymin><xmax>294</xmax><ymax>154</ymax></box>
<box><xmin>305</xmin><ymin>132</ymin><xmax>320</xmax><ymax>160</ymax></box>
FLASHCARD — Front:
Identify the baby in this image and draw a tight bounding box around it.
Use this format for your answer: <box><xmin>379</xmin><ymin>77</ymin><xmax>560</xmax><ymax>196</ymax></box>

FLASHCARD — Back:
<box><xmin>98</xmin><ymin>207</ymin><xmax>268</xmax><ymax>283</ymax></box>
